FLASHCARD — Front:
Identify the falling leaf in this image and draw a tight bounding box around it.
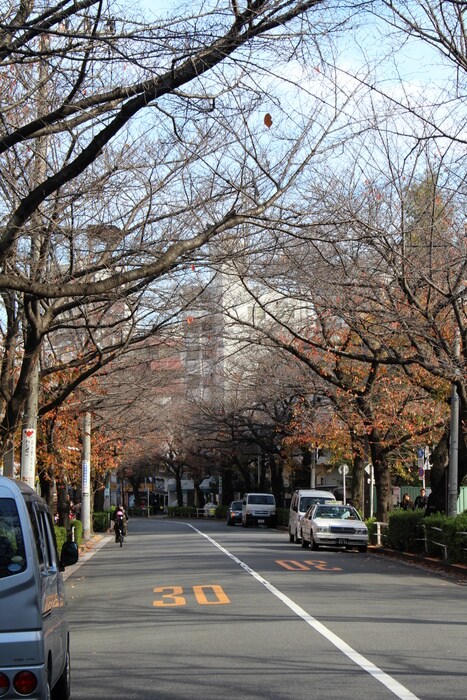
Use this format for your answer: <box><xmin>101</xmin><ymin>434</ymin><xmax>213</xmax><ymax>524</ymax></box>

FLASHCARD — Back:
<box><xmin>187</xmin><ymin>316</ymin><xmax>193</xmax><ymax>325</ymax></box>
<box><xmin>191</xmin><ymin>264</ymin><xmax>195</xmax><ymax>271</ymax></box>
<box><xmin>264</xmin><ymin>113</ymin><xmax>272</xmax><ymax>128</ymax></box>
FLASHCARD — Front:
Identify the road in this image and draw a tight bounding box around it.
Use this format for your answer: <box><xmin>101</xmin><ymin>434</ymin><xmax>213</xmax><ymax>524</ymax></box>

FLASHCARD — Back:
<box><xmin>65</xmin><ymin>517</ymin><xmax>467</xmax><ymax>700</ymax></box>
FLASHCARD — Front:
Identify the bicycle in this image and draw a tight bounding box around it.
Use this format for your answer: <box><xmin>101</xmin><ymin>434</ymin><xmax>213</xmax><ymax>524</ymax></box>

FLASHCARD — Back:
<box><xmin>115</xmin><ymin>520</ymin><xmax>124</xmax><ymax>547</ymax></box>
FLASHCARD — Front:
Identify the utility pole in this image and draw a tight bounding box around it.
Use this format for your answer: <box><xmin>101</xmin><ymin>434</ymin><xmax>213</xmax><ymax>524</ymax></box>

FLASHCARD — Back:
<box><xmin>20</xmin><ymin>33</ymin><xmax>48</xmax><ymax>490</ymax></box>
<box><xmin>81</xmin><ymin>412</ymin><xmax>92</xmax><ymax>540</ymax></box>
<box><xmin>310</xmin><ymin>445</ymin><xmax>316</xmax><ymax>488</ymax></box>
<box><xmin>447</xmin><ymin>331</ymin><xmax>461</xmax><ymax>517</ymax></box>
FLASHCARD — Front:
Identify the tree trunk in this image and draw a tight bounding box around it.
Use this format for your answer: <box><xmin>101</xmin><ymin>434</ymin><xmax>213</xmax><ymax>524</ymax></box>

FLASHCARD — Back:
<box><xmin>427</xmin><ymin>428</ymin><xmax>449</xmax><ymax>514</ymax></box>
<box><xmin>269</xmin><ymin>454</ymin><xmax>284</xmax><ymax>506</ymax></box>
<box><xmin>368</xmin><ymin>432</ymin><xmax>392</xmax><ymax>522</ymax></box>
<box><xmin>175</xmin><ymin>473</ymin><xmax>183</xmax><ymax>507</ymax></box>
<box><xmin>351</xmin><ymin>454</ymin><xmax>365</xmax><ymax>513</ymax></box>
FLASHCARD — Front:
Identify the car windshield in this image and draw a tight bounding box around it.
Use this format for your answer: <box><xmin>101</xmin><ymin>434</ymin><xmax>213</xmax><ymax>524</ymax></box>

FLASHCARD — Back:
<box><xmin>299</xmin><ymin>496</ymin><xmax>335</xmax><ymax>511</ymax></box>
<box><xmin>248</xmin><ymin>495</ymin><xmax>274</xmax><ymax>505</ymax></box>
<box><xmin>0</xmin><ymin>498</ymin><xmax>27</xmax><ymax>578</ymax></box>
<box><xmin>314</xmin><ymin>506</ymin><xmax>361</xmax><ymax>520</ymax></box>
<box><xmin>231</xmin><ymin>501</ymin><xmax>243</xmax><ymax>509</ymax></box>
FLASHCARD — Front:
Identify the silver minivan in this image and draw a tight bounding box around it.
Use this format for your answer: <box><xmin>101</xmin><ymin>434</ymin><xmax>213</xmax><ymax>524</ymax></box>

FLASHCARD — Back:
<box><xmin>0</xmin><ymin>476</ymin><xmax>78</xmax><ymax>699</ymax></box>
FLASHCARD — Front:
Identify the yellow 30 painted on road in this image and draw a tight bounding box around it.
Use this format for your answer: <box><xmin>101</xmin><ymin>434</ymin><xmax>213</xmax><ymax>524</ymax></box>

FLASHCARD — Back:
<box><xmin>153</xmin><ymin>584</ymin><xmax>230</xmax><ymax>607</ymax></box>
<box><xmin>276</xmin><ymin>559</ymin><xmax>342</xmax><ymax>571</ymax></box>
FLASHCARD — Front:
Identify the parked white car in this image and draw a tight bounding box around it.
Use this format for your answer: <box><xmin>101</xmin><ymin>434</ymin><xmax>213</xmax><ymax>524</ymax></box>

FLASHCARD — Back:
<box><xmin>288</xmin><ymin>489</ymin><xmax>337</xmax><ymax>543</ymax></box>
<box><xmin>300</xmin><ymin>503</ymin><xmax>368</xmax><ymax>552</ymax></box>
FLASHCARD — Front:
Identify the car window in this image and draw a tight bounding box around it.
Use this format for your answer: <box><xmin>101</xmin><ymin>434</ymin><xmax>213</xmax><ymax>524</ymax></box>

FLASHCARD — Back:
<box><xmin>0</xmin><ymin>498</ymin><xmax>27</xmax><ymax>578</ymax></box>
<box><xmin>314</xmin><ymin>506</ymin><xmax>336</xmax><ymax>518</ymax></box>
<box><xmin>300</xmin><ymin>496</ymin><xmax>335</xmax><ymax>511</ymax></box>
<box><xmin>248</xmin><ymin>495</ymin><xmax>274</xmax><ymax>505</ymax></box>
<box><xmin>341</xmin><ymin>507</ymin><xmax>361</xmax><ymax>520</ymax></box>
<box><xmin>232</xmin><ymin>501</ymin><xmax>243</xmax><ymax>509</ymax></box>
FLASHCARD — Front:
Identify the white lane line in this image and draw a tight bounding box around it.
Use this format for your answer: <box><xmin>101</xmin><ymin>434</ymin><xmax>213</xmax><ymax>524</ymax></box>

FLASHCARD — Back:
<box><xmin>189</xmin><ymin>524</ymin><xmax>420</xmax><ymax>700</ymax></box>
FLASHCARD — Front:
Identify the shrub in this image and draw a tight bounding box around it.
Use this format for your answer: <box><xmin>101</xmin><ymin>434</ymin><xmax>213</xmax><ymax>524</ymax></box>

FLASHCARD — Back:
<box><xmin>54</xmin><ymin>525</ymin><xmax>67</xmax><ymax>553</ymax></box>
<box><xmin>168</xmin><ymin>506</ymin><xmax>198</xmax><ymax>518</ymax></box>
<box><xmin>277</xmin><ymin>507</ymin><xmax>289</xmax><ymax>527</ymax></box>
<box><xmin>385</xmin><ymin>510</ymin><xmax>425</xmax><ymax>551</ymax></box>
<box><xmin>93</xmin><ymin>512</ymin><xmax>111</xmax><ymax>532</ymax></box>
<box><xmin>365</xmin><ymin>517</ymin><xmax>377</xmax><ymax>543</ymax></box>
<box><xmin>70</xmin><ymin>519</ymin><xmax>83</xmax><ymax>546</ymax></box>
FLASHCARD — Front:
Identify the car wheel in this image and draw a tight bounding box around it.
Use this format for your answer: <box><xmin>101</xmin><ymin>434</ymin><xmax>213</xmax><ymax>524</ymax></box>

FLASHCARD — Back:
<box><xmin>358</xmin><ymin>545</ymin><xmax>367</xmax><ymax>553</ymax></box>
<box><xmin>301</xmin><ymin>532</ymin><xmax>309</xmax><ymax>548</ymax></box>
<box><xmin>310</xmin><ymin>535</ymin><xmax>319</xmax><ymax>551</ymax></box>
<box><xmin>51</xmin><ymin>643</ymin><xmax>71</xmax><ymax>700</ymax></box>
<box><xmin>289</xmin><ymin>531</ymin><xmax>295</xmax><ymax>543</ymax></box>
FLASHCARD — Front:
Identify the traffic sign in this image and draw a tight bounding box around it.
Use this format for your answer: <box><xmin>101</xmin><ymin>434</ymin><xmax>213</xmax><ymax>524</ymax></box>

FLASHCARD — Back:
<box><xmin>338</xmin><ymin>464</ymin><xmax>349</xmax><ymax>475</ymax></box>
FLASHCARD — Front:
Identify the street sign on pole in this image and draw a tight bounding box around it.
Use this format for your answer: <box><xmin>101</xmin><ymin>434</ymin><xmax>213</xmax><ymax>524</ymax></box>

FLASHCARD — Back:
<box><xmin>364</xmin><ymin>464</ymin><xmax>374</xmax><ymax>518</ymax></box>
<box><xmin>417</xmin><ymin>447</ymin><xmax>427</xmax><ymax>488</ymax></box>
<box><xmin>338</xmin><ymin>464</ymin><xmax>349</xmax><ymax>504</ymax></box>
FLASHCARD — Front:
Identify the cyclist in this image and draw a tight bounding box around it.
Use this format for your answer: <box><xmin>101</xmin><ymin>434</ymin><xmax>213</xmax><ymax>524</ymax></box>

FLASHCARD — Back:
<box><xmin>113</xmin><ymin>504</ymin><xmax>128</xmax><ymax>543</ymax></box>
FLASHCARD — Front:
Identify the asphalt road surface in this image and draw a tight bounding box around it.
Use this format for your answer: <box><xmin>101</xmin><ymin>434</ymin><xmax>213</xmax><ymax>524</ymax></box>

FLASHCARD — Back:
<box><xmin>65</xmin><ymin>517</ymin><xmax>467</xmax><ymax>700</ymax></box>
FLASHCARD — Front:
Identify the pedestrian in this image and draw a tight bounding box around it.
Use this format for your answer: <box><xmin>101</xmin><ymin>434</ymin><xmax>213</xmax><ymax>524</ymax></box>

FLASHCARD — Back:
<box><xmin>414</xmin><ymin>488</ymin><xmax>428</xmax><ymax>510</ymax></box>
<box><xmin>401</xmin><ymin>493</ymin><xmax>414</xmax><ymax>510</ymax></box>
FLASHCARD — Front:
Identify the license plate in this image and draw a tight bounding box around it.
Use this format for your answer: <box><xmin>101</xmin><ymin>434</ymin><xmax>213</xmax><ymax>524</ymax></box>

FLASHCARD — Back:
<box><xmin>258</xmin><ymin>519</ymin><xmax>265</xmax><ymax>524</ymax></box>
<box><xmin>336</xmin><ymin>538</ymin><xmax>347</xmax><ymax>545</ymax></box>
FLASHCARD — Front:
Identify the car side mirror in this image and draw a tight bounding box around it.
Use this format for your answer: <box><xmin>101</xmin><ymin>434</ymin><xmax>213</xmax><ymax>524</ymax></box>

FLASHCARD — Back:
<box><xmin>60</xmin><ymin>541</ymin><xmax>79</xmax><ymax>568</ymax></box>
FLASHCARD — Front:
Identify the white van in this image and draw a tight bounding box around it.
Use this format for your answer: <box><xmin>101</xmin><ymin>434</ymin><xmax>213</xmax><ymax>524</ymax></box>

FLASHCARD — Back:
<box><xmin>242</xmin><ymin>493</ymin><xmax>276</xmax><ymax>527</ymax></box>
<box><xmin>0</xmin><ymin>476</ymin><xmax>78</xmax><ymax>699</ymax></box>
<box><xmin>288</xmin><ymin>489</ymin><xmax>337</xmax><ymax>543</ymax></box>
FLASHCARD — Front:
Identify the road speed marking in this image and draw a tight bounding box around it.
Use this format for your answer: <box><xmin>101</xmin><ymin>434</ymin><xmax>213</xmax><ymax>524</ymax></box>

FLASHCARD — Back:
<box><xmin>276</xmin><ymin>559</ymin><xmax>342</xmax><ymax>571</ymax></box>
<box><xmin>153</xmin><ymin>584</ymin><xmax>230</xmax><ymax>606</ymax></box>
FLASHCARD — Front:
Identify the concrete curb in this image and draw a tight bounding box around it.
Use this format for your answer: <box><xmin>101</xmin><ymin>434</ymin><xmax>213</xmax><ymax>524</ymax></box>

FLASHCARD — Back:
<box><xmin>369</xmin><ymin>545</ymin><xmax>467</xmax><ymax>581</ymax></box>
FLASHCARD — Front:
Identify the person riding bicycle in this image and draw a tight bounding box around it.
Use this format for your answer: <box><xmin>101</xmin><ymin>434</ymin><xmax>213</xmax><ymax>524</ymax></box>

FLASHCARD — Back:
<box><xmin>113</xmin><ymin>504</ymin><xmax>128</xmax><ymax>543</ymax></box>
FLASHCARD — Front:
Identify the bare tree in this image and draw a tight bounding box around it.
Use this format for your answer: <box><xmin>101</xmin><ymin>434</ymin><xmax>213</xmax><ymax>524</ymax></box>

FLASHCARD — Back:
<box><xmin>2</xmin><ymin>0</ymin><xmax>363</xmax><ymax>455</ymax></box>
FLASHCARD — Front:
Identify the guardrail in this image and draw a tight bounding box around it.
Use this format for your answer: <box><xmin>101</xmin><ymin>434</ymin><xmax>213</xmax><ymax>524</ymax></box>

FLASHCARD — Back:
<box><xmin>417</xmin><ymin>524</ymin><xmax>448</xmax><ymax>559</ymax></box>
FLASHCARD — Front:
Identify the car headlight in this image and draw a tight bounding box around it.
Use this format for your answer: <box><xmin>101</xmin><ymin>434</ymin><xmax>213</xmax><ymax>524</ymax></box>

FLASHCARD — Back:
<box><xmin>356</xmin><ymin>528</ymin><xmax>367</xmax><ymax>535</ymax></box>
<box><xmin>316</xmin><ymin>525</ymin><xmax>330</xmax><ymax>533</ymax></box>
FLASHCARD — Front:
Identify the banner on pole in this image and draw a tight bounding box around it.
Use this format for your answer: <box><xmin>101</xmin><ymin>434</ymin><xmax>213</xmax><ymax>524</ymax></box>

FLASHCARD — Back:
<box><xmin>21</xmin><ymin>429</ymin><xmax>36</xmax><ymax>488</ymax></box>
<box><xmin>82</xmin><ymin>459</ymin><xmax>90</xmax><ymax>495</ymax></box>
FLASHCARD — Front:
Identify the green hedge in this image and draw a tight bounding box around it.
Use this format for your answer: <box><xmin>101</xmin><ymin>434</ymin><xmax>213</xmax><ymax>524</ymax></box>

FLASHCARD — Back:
<box><xmin>54</xmin><ymin>525</ymin><xmax>67</xmax><ymax>553</ymax></box>
<box><xmin>384</xmin><ymin>510</ymin><xmax>467</xmax><ymax>564</ymax></box>
<box><xmin>168</xmin><ymin>506</ymin><xmax>198</xmax><ymax>518</ymax></box>
<box><xmin>93</xmin><ymin>511</ymin><xmax>111</xmax><ymax>532</ymax></box>
<box><xmin>70</xmin><ymin>519</ymin><xmax>83</xmax><ymax>546</ymax></box>
<box><xmin>54</xmin><ymin>520</ymin><xmax>82</xmax><ymax>550</ymax></box>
